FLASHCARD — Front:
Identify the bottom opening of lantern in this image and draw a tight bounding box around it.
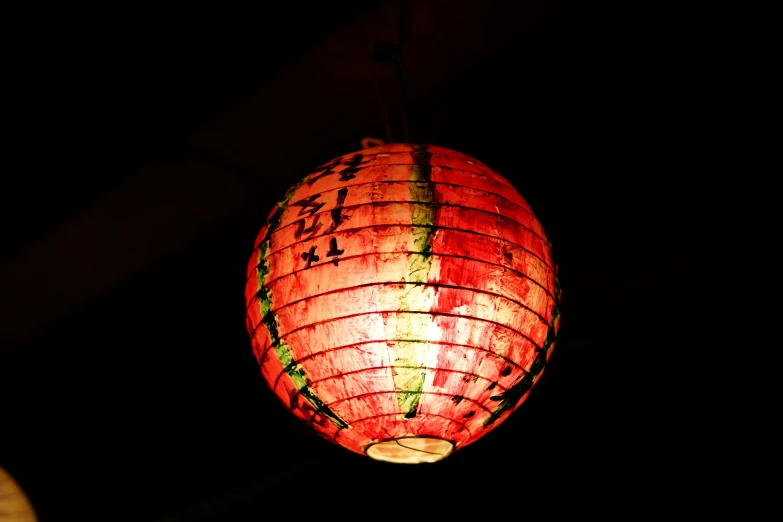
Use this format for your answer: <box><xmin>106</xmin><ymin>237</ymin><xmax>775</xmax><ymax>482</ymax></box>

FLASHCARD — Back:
<box><xmin>365</xmin><ymin>437</ymin><xmax>454</xmax><ymax>464</ymax></box>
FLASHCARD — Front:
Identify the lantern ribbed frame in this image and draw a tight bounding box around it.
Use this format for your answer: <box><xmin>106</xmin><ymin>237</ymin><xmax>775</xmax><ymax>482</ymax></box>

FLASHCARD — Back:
<box><xmin>245</xmin><ymin>144</ymin><xmax>561</xmax><ymax>463</ymax></box>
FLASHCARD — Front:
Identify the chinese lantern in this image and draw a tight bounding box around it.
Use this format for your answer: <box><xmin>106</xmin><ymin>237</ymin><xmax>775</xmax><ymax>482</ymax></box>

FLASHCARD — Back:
<box><xmin>0</xmin><ymin>467</ymin><xmax>38</xmax><ymax>522</ymax></box>
<box><xmin>245</xmin><ymin>143</ymin><xmax>560</xmax><ymax>463</ymax></box>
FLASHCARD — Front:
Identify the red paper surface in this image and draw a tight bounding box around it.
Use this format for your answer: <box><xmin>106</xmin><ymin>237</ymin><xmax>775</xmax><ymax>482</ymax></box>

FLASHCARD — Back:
<box><xmin>245</xmin><ymin>144</ymin><xmax>560</xmax><ymax>459</ymax></box>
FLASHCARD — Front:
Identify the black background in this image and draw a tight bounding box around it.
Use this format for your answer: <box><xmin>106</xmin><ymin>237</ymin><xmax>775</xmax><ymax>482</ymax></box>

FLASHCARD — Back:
<box><xmin>1</xmin><ymin>1</ymin><xmax>778</xmax><ymax>520</ymax></box>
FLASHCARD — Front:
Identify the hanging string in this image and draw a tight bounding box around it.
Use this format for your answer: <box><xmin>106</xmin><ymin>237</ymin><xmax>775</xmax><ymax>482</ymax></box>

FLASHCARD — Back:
<box><xmin>371</xmin><ymin>0</ymin><xmax>412</xmax><ymax>144</ymax></box>
<box><xmin>361</xmin><ymin>137</ymin><xmax>386</xmax><ymax>149</ymax></box>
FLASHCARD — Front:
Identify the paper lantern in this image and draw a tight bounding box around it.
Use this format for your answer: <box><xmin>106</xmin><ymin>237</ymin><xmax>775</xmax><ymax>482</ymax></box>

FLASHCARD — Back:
<box><xmin>0</xmin><ymin>467</ymin><xmax>38</xmax><ymax>522</ymax></box>
<box><xmin>245</xmin><ymin>143</ymin><xmax>561</xmax><ymax>463</ymax></box>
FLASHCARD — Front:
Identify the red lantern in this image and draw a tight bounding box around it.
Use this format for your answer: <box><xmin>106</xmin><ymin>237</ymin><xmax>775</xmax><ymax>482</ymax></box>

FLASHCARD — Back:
<box><xmin>245</xmin><ymin>144</ymin><xmax>560</xmax><ymax>463</ymax></box>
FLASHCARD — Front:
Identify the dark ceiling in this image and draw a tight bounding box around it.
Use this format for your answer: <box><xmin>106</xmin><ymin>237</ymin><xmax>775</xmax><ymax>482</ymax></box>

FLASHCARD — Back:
<box><xmin>1</xmin><ymin>1</ymin><xmax>779</xmax><ymax>520</ymax></box>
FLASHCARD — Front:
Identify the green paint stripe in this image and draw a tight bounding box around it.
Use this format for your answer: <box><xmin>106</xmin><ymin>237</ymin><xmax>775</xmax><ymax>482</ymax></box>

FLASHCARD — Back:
<box><xmin>391</xmin><ymin>145</ymin><xmax>434</xmax><ymax>417</ymax></box>
<box><xmin>483</xmin><ymin>296</ymin><xmax>561</xmax><ymax>427</ymax></box>
<box><xmin>256</xmin><ymin>180</ymin><xmax>349</xmax><ymax>430</ymax></box>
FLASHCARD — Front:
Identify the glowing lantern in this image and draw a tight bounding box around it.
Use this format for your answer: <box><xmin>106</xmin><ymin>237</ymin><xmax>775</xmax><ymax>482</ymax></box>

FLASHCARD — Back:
<box><xmin>0</xmin><ymin>467</ymin><xmax>38</xmax><ymax>522</ymax></box>
<box><xmin>245</xmin><ymin>143</ymin><xmax>561</xmax><ymax>463</ymax></box>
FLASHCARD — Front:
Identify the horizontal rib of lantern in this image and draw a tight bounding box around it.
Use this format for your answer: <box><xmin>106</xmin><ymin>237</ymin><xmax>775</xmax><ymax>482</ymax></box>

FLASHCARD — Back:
<box><xmin>245</xmin><ymin>144</ymin><xmax>560</xmax><ymax>460</ymax></box>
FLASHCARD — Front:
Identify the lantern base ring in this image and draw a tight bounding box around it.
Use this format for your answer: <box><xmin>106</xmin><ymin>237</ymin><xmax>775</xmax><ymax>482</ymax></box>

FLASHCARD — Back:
<box><xmin>365</xmin><ymin>436</ymin><xmax>454</xmax><ymax>464</ymax></box>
